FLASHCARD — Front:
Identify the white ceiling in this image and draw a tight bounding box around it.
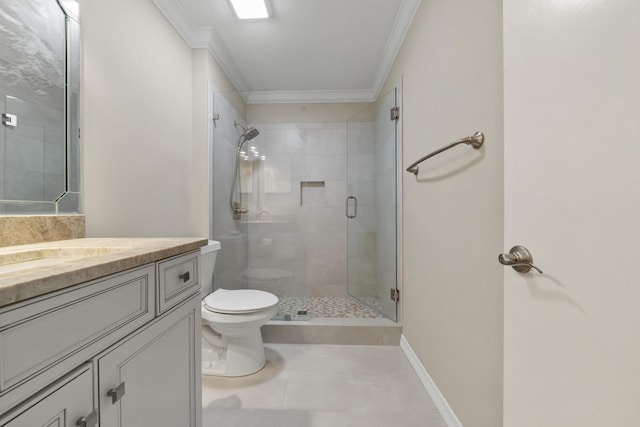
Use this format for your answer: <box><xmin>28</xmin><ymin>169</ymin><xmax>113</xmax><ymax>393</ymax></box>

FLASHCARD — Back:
<box><xmin>152</xmin><ymin>0</ymin><xmax>420</xmax><ymax>104</ymax></box>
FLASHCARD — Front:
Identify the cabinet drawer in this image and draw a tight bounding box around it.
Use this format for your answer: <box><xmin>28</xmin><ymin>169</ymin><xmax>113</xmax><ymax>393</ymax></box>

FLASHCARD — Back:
<box><xmin>0</xmin><ymin>364</ymin><xmax>93</xmax><ymax>427</ymax></box>
<box><xmin>0</xmin><ymin>265</ymin><xmax>155</xmax><ymax>414</ymax></box>
<box><xmin>156</xmin><ymin>251</ymin><xmax>199</xmax><ymax>314</ymax></box>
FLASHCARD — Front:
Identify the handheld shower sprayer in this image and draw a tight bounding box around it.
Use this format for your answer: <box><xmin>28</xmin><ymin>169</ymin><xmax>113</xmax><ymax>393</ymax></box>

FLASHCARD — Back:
<box><xmin>230</xmin><ymin>121</ymin><xmax>262</xmax><ymax>218</ymax></box>
<box><xmin>234</xmin><ymin>121</ymin><xmax>260</xmax><ymax>150</ymax></box>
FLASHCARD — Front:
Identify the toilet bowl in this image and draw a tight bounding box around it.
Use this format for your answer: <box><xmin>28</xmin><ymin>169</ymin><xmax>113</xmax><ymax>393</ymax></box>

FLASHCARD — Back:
<box><xmin>198</xmin><ymin>241</ymin><xmax>279</xmax><ymax>377</ymax></box>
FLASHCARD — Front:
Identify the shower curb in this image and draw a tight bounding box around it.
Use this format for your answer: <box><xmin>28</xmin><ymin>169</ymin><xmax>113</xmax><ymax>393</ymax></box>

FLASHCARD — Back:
<box><xmin>262</xmin><ymin>319</ymin><xmax>402</xmax><ymax>346</ymax></box>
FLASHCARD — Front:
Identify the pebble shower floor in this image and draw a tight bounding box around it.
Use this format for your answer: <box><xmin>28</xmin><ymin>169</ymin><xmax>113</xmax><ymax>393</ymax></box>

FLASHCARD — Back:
<box><xmin>275</xmin><ymin>296</ymin><xmax>384</xmax><ymax>319</ymax></box>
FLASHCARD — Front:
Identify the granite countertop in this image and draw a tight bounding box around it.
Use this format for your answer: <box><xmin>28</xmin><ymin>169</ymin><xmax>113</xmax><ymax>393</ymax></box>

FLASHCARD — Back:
<box><xmin>0</xmin><ymin>237</ymin><xmax>209</xmax><ymax>308</ymax></box>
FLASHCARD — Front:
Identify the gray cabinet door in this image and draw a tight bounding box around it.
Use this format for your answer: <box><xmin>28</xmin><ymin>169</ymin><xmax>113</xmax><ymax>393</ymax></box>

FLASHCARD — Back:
<box><xmin>0</xmin><ymin>364</ymin><xmax>94</xmax><ymax>427</ymax></box>
<box><xmin>98</xmin><ymin>294</ymin><xmax>201</xmax><ymax>427</ymax></box>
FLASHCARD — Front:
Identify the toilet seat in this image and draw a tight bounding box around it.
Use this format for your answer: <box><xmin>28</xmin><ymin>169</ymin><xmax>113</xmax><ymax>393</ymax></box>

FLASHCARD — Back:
<box><xmin>204</xmin><ymin>289</ymin><xmax>278</xmax><ymax>314</ymax></box>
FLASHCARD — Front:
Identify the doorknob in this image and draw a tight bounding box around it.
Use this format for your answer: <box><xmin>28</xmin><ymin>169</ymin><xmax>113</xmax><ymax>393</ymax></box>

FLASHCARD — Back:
<box><xmin>498</xmin><ymin>245</ymin><xmax>543</xmax><ymax>274</ymax></box>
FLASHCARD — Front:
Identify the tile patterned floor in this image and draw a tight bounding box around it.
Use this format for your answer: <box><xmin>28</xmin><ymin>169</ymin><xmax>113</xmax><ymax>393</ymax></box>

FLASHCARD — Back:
<box><xmin>275</xmin><ymin>296</ymin><xmax>384</xmax><ymax>319</ymax></box>
<box><xmin>202</xmin><ymin>344</ymin><xmax>446</xmax><ymax>427</ymax></box>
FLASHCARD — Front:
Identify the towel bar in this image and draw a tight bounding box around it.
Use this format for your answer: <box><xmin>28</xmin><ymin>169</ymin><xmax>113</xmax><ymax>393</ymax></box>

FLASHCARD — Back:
<box><xmin>406</xmin><ymin>131</ymin><xmax>484</xmax><ymax>176</ymax></box>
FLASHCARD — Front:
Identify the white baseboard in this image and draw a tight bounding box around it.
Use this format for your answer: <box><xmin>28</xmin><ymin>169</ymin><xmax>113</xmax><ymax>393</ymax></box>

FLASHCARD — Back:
<box><xmin>400</xmin><ymin>335</ymin><xmax>463</xmax><ymax>427</ymax></box>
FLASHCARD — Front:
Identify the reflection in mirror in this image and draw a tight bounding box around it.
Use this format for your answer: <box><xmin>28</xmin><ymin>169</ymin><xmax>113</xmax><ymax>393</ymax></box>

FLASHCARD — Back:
<box><xmin>0</xmin><ymin>0</ymin><xmax>80</xmax><ymax>214</ymax></box>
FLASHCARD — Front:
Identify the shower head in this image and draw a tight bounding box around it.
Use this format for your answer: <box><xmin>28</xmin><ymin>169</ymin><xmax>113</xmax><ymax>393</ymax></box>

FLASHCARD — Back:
<box><xmin>243</xmin><ymin>127</ymin><xmax>259</xmax><ymax>141</ymax></box>
<box><xmin>234</xmin><ymin>120</ymin><xmax>260</xmax><ymax>149</ymax></box>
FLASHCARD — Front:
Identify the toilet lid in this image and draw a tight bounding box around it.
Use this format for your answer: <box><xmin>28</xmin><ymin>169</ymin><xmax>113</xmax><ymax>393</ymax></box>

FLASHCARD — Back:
<box><xmin>204</xmin><ymin>289</ymin><xmax>279</xmax><ymax>314</ymax></box>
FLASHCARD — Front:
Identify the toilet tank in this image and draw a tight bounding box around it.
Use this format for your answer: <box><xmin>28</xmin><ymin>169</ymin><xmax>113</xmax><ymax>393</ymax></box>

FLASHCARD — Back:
<box><xmin>199</xmin><ymin>240</ymin><xmax>221</xmax><ymax>296</ymax></box>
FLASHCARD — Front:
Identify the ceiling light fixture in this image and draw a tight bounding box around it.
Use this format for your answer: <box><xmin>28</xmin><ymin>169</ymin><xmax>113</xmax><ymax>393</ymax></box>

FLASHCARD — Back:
<box><xmin>228</xmin><ymin>0</ymin><xmax>271</xmax><ymax>20</ymax></box>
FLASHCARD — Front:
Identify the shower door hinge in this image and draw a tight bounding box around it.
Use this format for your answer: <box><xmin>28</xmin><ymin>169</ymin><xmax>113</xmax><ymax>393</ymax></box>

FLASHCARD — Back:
<box><xmin>390</xmin><ymin>106</ymin><xmax>400</xmax><ymax>121</ymax></box>
<box><xmin>390</xmin><ymin>288</ymin><xmax>400</xmax><ymax>302</ymax></box>
<box><xmin>2</xmin><ymin>113</ymin><xmax>17</xmax><ymax>127</ymax></box>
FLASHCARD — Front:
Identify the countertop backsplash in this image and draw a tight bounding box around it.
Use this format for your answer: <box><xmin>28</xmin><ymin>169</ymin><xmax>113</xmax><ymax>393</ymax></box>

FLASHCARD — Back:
<box><xmin>0</xmin><ymin>215</ymin><xmax>85</xmax><ymax>248</ymax></box>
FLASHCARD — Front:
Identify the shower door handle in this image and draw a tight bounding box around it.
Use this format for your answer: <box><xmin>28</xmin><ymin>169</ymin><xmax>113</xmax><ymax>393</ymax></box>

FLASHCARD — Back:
<box><xmin>346</xmin><ymin>196</ymin><xmax>357</xmax><ymax>219</ymax></box>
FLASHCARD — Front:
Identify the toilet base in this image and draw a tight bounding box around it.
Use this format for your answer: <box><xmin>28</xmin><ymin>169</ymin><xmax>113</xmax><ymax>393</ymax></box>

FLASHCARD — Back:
<box><xmin>202</xmin><ymin>326</ymin><xmax>267</xmax><ymax>377</ymax></box>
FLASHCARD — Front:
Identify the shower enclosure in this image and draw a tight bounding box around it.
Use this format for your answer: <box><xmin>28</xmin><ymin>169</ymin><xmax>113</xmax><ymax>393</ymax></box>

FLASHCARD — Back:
<box><xmin>210</xmin><ymin>88</ymin><xmax>400</xmax><ymax>322</ymax></box>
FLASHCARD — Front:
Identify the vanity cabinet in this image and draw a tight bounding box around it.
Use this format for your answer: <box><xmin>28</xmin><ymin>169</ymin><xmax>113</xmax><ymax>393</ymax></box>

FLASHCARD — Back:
<box><xmin>97</xmin><ymin>294</ymin><xmax>200</xmax><ymax>427</ymax></box>
<box><xmin>0</xmin><ymin>249</ymin><xmax>202</xmax><ymax>427</ymax></box>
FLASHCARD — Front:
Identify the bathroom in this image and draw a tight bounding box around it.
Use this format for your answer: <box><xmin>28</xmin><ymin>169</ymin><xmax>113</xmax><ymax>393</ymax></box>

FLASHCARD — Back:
<box><xmin>1</xmin><ymin>0</ymin><xmax>640</xmax><ymax>426</ymax></box>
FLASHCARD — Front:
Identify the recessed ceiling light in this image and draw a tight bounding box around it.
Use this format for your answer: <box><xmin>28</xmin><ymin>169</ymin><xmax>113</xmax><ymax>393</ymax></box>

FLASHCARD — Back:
<box><xmin>228</xmin><ymin>0</ymin><xmax>270</xmax><ymax>20</ymax></box>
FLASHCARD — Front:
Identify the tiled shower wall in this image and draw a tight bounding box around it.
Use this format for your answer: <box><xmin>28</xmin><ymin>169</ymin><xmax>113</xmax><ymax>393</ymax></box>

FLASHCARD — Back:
<box><xmin>244</xmin><ymin>123</ymin><xmax>348</xmax><ymax>298</ymax></box>
<box><xmin>346</xmin><ymin>122</ymin><xmax>376</xmax><ymax>299</ymax></box>
<box><xmin>347</xmin><ymin>93</ymin><xmax>397</xmax><ymax>317</ymax></box>
<box><xmin>213</xmin><ymin>112</ymin><xmax>397</xmax><ymax>307</ymax></box>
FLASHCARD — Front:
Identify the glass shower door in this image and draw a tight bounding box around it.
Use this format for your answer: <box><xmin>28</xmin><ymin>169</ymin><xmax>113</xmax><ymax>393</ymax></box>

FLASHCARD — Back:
<box><xmin>346</xmin><ymin>87</ymin><xmax>398</xmax><ymax>321</ymax></box>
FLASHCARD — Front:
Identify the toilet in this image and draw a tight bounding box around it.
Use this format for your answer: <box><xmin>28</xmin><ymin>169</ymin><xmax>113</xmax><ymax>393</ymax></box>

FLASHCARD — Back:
<box><xmin>198</xmin><ymin>241</ymin><xmax>279</xmax><ymax>377</ymax></box>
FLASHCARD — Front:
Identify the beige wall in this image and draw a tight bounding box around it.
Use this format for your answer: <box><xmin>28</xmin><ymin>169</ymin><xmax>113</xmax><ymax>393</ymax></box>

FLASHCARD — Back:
<box><xmin>83</xmin><ymin>1</ymin><xmax>244</xmax><ymax>238</ymax></box>
<box><xmin>83</xmin><ymin>0</ymin><xmax>194</xmax><ymax>237</ymax></box>
<box><xmin>383</xmin><ymin>1</ymin><xmax>504</xmax><ymax>426</ymax></box>
<box><xmin>190</xmin><ymin>50</ymin><xmax>209</xmax><ymax>238</ymax></box>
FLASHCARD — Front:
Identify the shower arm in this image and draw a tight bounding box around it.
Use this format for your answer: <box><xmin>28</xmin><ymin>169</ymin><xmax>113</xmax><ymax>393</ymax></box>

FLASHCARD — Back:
<box><xmin>234</xmin><ymin>120</ymin><xmax>248</xmax><ymax>133</ymax></box>
<box><xmin>406</xmin><ymin>132</ymin><xmax>484</xmax><ymax>176</ymax></box>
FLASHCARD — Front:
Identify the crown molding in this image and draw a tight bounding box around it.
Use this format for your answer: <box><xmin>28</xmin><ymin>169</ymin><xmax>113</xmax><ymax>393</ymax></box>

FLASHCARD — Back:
<box><xmin>246</xmin><ymin>89</ymin><xmax>377</xmax><ymax>104</ymax></box>
<box><xmin>370</xmin><ymin>0</ymin><xmax>421</xmax><ymax>100</ymax></box>
<box><xmin>152</xmin><ymin>0</ymin><xmax>210</xmax><ymax>47</ymax></box>
<box><xmin>206</xmin><ymin>26</ymin><xmax>251</xmax><ymax>94</ymax></box>
<box><xmin>152</xmin><ymin>0</ymin><xmax>421</xmax><ymax>104</ymax></box>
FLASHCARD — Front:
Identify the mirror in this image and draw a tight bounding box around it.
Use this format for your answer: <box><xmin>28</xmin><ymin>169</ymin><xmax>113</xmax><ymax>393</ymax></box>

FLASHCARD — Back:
<box><xmin>0</xmin><ymin>0</ymin><xmax>80</xmax><ymax>214</ymax></box>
